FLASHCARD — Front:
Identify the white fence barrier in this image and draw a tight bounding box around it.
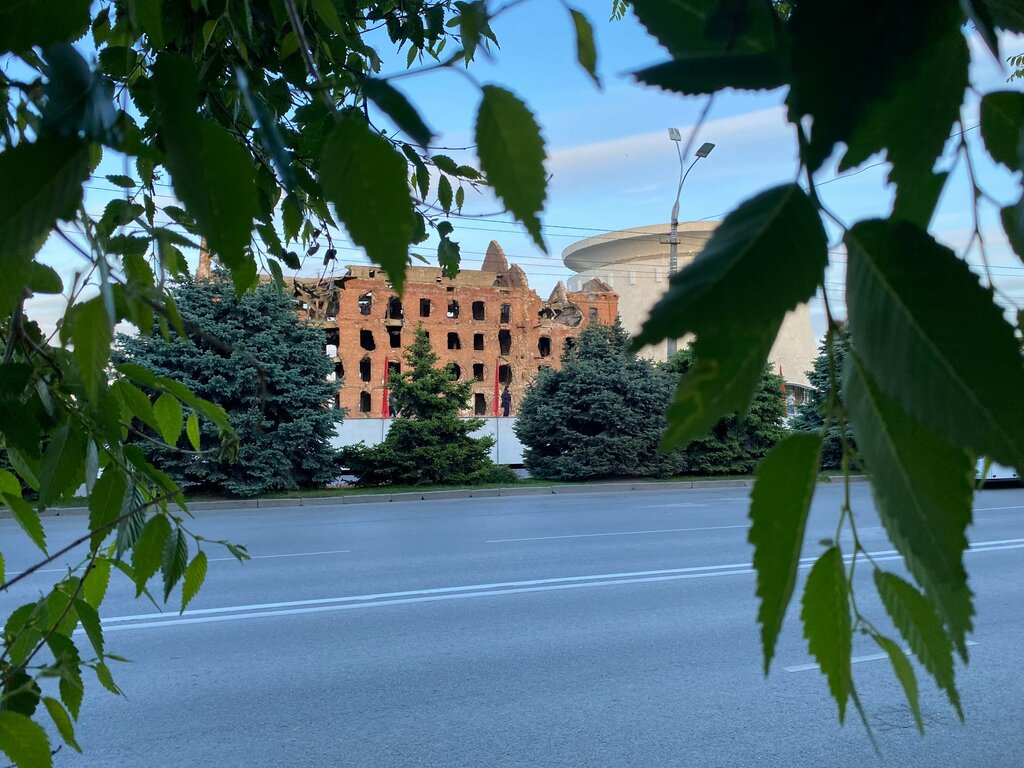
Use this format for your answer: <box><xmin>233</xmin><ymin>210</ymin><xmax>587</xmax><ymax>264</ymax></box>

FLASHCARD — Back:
<box><xmin>332</xmin><ymin>417</ymin><xmax>525</xmax><ymax>465</ymax></box>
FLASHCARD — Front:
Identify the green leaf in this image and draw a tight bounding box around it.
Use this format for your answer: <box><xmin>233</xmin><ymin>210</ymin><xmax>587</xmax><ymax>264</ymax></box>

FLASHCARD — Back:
<box><xmin>320</xmin><ymin>113</ymin><xmax>416</xmax><ymax>293</ymax></box>
<box><xmin>787</xmin><ymin>1</ymin><xmax>965</xmax><ymax>173</ymax></box>
<box><xmin>874</xmin><ymin>571</ymin><xmax>962</xmax><ymax>719</ymax></box>
<box><xmin>431</xmin><ymin>154</ymin><xmax>459</xmax><ymax>174</ymax></box>
<box><xmin>153</xmin><ymin>392</ymin><xmax>184</xmax><ymax>447</ymax></box>
<box><xmin>111</xmin><ymin>380</ymin><xmax>159</xmax><ymax>432</ymax></box>
<box><xmin>129</xmin><ymin>0</ymin><xmax>165</xmax><ymax>47</ymax></box>
<box><xmin>181</xmin><ymin>551</ymin><xmax>208</xmax><ymax>613</ymax></box>
<box><xmin>131</xmin><ymin>514</ymin><xmax>171</xmax><ymax>596</ymax></box>
<box><xmin>980</xmin><ymin>91</ymin><xmax>1024</xmax><ymax>171</ymax></box>
<box><xmin>630</xmin><ymin>0</ymin><xmax>779</xmax><ymax>58</ymax></box>
<box><xmin>475</xmin><ymin>86</ymin><xmax>547</xmax><ymax>250</ymax></box>
<box><xmin>311</xmin><ymin>0</ymin><xmax>343</xmax><ymax>32</ymax></box>
<box><xmin>0</xmin><ymin>0</ymin><xmax>89</xmax><ymax>54</ymax></box>
<box><xmin>0</xmin><ymin>137</ymin><xmax>89</xmax><ymax>313</ymax></box>
<box><xmin>150</xmin><ymin>54</ymin><xmax>258</xmax><ymax>295</ymax></box>
<box><xmin>635</xmin><ymin>53</ymin><xmax>784</xmax><ymax>95</ymax></box>
<box><xmin>891</xmin><ymin>171</ymin><xmax>948</xmax><ymax>230</ymax></box>
<box><xmin>88</xmin><ymin>467</ymin><xmax>128</xmax><ymax>550</ymax></box>
<box><xmin>455</xmin><ymin>185</ymin><xmax>465</xmax><ymax>213</ymax></box>
<box><xmin>568</xmin><ymin>8</ymin><xmax>600</xmax><ymax>87</ymax></box>
<box><xmin>41</xmin><ymin>44</ymin><xmax>118</xmax><ymax>142</ymax></box>
<box><xmin>845</xmin><ymin>220</ymin><xmax>1024</xmax><ymax>473</ymax></box>
<box><xmin>2</xmin><ymin>671</ymin><xmax>40</xmax><ymax>717</ymax></box>
<box><xmin>662</xmin><ymin>321</ymin><xmax>780</xmax><ymax>450</ymax></box>
<box><xmin>1001</xmin><ymin>197</ymin><xmax>1024</xmax><ymax>263</ymax></box>
<box><xmin>38</xmin><ymin>422</ymin><xmax>87</xmax><ymax>507</ymax></box>
<box><xmin>69</xmin><ymin>297</ymin><xmax>114</xmax><ymax>400</ymax></box>
<box><xmin>74</xmin><ymin>599</ymin><xmax>103</xmax><ymax>659</ymax></box>
<box><xmin>437</xmin><ymin>174</ymin><xmax>453</xmax><ymax>213</ymax></box>
<box><xmin>46</xmin><ymin>634</ymin><xmax>83</xmax><ymax>720</ymax></box>
<box><xmin>42</xmin><ymin>698</ymin><xmax>81</xmax><ymax>753</ymax></box>
<box><xmin>105</xmin><ymin>174</ymin><xmax>136</xmax><ymax>188</ymax></box>
<box><xmin>82</xmin><ymin>558</ymin><xmax>112</xmax><ymax>610</ymax></box>
<box><xmin>844</xmin><ymin>354</ymin><xmax>974</xmax><ymax>656</ymax></box>
<box><xmin>0</xmin><ymin>710</ymin><xmax>52</xmax><ymax>768</ymax></box>
<box><xmin>93</xmin><ymin>663</ymin><xmax>121</xmax><ymax>695</ymax></box>
<box><xmin>162</xmin><ymin>527</ymin><xmax>189</xmax><ymax>601</ymax></box>
<box><xmin>1</xmin><ymin>492</ymin><xmax>46</xmax><ymax>553</ymax></box>
<box><xmin>27</xmin><ymin>264</ymin><xmax>64</xmax><ymax>295</ymax></box>
<box><xmin>871</xmin><ymin>635</ymin><xmax>923</xmax><ymax>734</ymax></box>
<box><xmin>635</xmin><ymin>184</ymin><xmax>827</xmax><ymax>348</ymax></box>
<box><xmin>186</xmin><ymin>411</ymin><xmax>202</xmax><ymax>452</ymax></box>
<box><xmin>749</xmin><ymin>432</ymin><xmax>823</xmax><ymax>674</ymax></box>
<box><xmin>363</xmin><ymin>78</ymin><xmax>434</xmax><ymax>147</ymax></box>
<box><xmin>837</xmin><ymin>13</ymin><xmax>967</xmax><ymax>207</ymax></box>
<box><xmin>800</xmin><ymin>547</ymin><xmax>851</xmax><ymax>723</ymax></box>
<box><xmin>281</xmin><ymin>195</ymin><xmax>302</xmax><ymax>242</ymax></box>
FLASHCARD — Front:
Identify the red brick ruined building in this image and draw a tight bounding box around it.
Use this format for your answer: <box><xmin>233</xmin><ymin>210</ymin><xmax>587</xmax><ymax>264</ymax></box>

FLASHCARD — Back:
<box><xmin>291</xmin><ymin>241</ymin><xmax>618</xmax><ymax>417</ymax></box>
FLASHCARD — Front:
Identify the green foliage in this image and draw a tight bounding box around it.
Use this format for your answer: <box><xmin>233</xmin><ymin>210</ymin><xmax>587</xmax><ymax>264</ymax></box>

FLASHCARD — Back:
<box><xmin>516</xmin><ymin>321</ymin><xmax>681</xmax><ymax>481</ymax></box>
<box><xmin>628</xmin><ymin>0</ymin><xmax>1024</xmax><ymax>731</ymax></box>
<box><xmin>748</xmin><ymin>433</ymin><xmax>822</xmax><ymax>674</ymax></box>
<box><xmin>116</xmin><ymin>279</ymin><xmax>342</xmax><ymax>497</ymax></box>
<box><xmin>788</xmin><ymin>326</ymin><xmax>854</xmax><ymax>469</ymax></box>
<box><xmin>341</xmin><ymin>327</ymin><xmax>506</xmax><ymax>486</ymax></box>
<box><xmin>665</xmin><ymin>349</ymin><xmax>788</xmax><ymax>475</ymax></box>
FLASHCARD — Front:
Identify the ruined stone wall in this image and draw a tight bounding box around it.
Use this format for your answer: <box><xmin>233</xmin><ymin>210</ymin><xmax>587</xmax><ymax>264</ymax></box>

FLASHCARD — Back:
<box><xmin>291</xmin><ymin>244</ymin><xmax>618</xmax><ymax>418</ymax></box>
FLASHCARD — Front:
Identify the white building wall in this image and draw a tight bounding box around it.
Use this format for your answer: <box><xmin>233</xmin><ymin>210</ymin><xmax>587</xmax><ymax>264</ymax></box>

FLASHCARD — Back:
<box><xmin>332</xmin><ymin>417</ymin><xmax>525</xmax><ymax>465</ymax></box>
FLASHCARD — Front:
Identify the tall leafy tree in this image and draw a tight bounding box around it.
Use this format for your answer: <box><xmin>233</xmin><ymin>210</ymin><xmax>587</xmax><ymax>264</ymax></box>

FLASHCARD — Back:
<box><xmin>117</xmin><ymin>278</ymin><xmax>342</xmax><ymax>497</ymax></box>
<box><xmin>666</xmin><ymin>349</ymin><xmax>787</xmax><ymax>475</ymax></box>
<box><xmin>516</xmin><ymin>321</ymin><xmax>681</xmax><ymax>480</ymax></box>
<box><xmin>341</xmin><ymin>326</ymin><xmax>511</xmax><ymax>486</ymax></box>
<box><xmin>789</xmin><ymin>326</ymin><xmax>855</xmax><ymax>469</ymax></box>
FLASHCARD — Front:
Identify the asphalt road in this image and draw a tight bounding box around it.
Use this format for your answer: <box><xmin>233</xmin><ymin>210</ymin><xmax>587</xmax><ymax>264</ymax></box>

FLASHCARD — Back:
<box><xmin>3</xmin><ymin>482</ymin><xmax>1023</xmax><ymax>767</ymax></box>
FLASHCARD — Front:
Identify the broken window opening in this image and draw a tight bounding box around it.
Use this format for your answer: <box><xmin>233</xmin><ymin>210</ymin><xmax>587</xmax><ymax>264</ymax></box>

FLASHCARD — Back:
<box><xmin>325</xmin><ymin>327</ymin><xmax>339</xmax><ymax>346</ymax></box>
<box><xmin>447</xmin><ymin>332</ymin><xmax>461</xmax><ymax>350</ymax></box>
<box><xmin>450</xmin><ymin>363</ymin><xmax>462</xmax><ymax>380</ymax></box>
<box><xmin>419</xmin><ymin>298</ymin><xmax>431</xmax><ymax>318</ymax></box>
<box><xmin>387</xmin><ymin>327</ymin><xmax>402</xmax><ymax>349</ymax></box>
<box><xmin>565</xmin><ymin>338</ymin><xmax>576</xmax><ymax>355</ymax></box>
<box><xmin>474</xmin><ymin>393</ymin><xmax>487</xmax><ymax>415</ymax></box>
<box><xmin>498</xmin><ymin>329</ymin><xmax>511</xmax><ymax>355</ymax></box>
<box><xmin>472</xmin><ymin>301</ymin><xmax>485</xmax><ymax>321</ymax></box>
<box><xmin>498</xmin><ymin>364</ymin><xmax>511</xmax><ymax>384</ymax></box>
<box><xmin>358</xmin><ymin>293</ymin><xmax>373</xmax><ymax>316</ymax></box>
<box><xmin>473</xmin><ymin>333</ymin><xmax>485</xmax><ymax>351</ymax></box>
<box><xmin>473</xmin><ymin>363</ymin><xmax>485</xmax><ymax>382</ymax></box>
<box><xmin>360</xmin><ymin>330</ymin><xmax>376</xmax><ymax>351</ymax></box>
<box><xmin>387</xmin><ymin>296</ymin><xmax>403</xmax><ymax>320</ymax></box>
<box><xmin>388</xmin><ymin>360</ymin><xmax>401</xmax><ymax>378</ymax></box>
<box><xmin>447</xmin><ymin>299</ymin><xmax>460</xmax><ymax>319</ymax></box>
<box><xmin>588</xmin><ymin>307</ymin><xmax>599</xmax><ymax>322</ymax></box>
<box><xmin>499</xmin><ymin>304</ymin><xmax>511</xmax><ymax>324</ymax></box>
<box><xmin>334</xmin><ymin>361</ymin><xmax>344</xmax><ymax>380</ymax></box>
<box><xmin>326</xmin><ymin>344</ymin><xmax>338</xmax><ymax>358</ymax></box>
<box><xmin>359</xmin><ymin>357</ymin><xmax>372</xmax><ymax>382</ymax></box>
<box><xmin>359</xmin><ymin>391</ymin><xmax>371</xmax><ymax>413</ymax></box>
<box><xmin>538</xmin><ymin>336</ymin><xmax>551</xmax><ymax>358</ymax></box>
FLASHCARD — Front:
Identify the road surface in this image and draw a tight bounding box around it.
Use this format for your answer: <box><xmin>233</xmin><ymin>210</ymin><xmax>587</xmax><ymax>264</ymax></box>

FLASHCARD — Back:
<box><xmin>3</xmin><ymin>482</ymin><xmax>1022</xmax><ymax>767</ymax></box>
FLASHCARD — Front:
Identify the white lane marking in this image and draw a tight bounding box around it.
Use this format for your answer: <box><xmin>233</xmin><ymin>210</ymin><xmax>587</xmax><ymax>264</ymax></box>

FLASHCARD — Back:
<box><xmin>93</xmin><ymin>540</ymin><xmax>1024</xmax><ymax>632</ymax></box>
<box><xmin>975</xmin><ymin>505</ymin><xmax>1024</xmax><ymax>511</ymax></box>
<box><xmin>207</xmin><ymin>549</ymin><xmax>350</xmax><ymax>563</ymax></box>
<box><xmin>486</xmin><ymin>524</ymin><xmax>745</xmax><ymax>543</ymax></box>
<box><xmin>6</xmin><ymin>548</ymin><xmax>352</xmax><ymax>577</ymax></box>
<box><xmin>785</xmin><ymin>642</ymin><xmax>978</xmax><ymax>673</ymax></box>
<box><xmin>636</xmin><ymin>503</ymin><xmax>710</xmax><ymax>509</ymax></box>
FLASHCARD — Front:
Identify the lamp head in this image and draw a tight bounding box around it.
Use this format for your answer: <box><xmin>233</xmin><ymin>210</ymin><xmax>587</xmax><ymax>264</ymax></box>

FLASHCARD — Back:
<box><xmin>667</xmin><ymin>127</ymin><xmax>682</xmax><ymax>142</ymax></box>
<box><xmin>695</xmin><ymin>142</ymin><xmax>715</xmax><ymax>158</ymax></box>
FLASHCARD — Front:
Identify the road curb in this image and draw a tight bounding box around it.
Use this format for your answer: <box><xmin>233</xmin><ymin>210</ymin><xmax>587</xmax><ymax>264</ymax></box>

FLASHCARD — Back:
<box><xmin>12</xmin><ymin>475</ymin><xmax>869</xmax><ymax>516</ymax></box>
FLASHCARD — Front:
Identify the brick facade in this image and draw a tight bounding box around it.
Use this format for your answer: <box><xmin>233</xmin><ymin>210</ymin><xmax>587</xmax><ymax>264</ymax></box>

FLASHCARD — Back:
<box><xmin>291</xmin><ymin>241</ymin><xmax>618</xmax><ymax>417</ymax></box>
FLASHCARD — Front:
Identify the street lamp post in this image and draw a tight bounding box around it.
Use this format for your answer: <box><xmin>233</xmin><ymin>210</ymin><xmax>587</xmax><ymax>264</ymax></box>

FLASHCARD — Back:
<box><xmin>666</xmin><ymin>131</ymin><xmax>714</xmax><ymax>358</ymax></box>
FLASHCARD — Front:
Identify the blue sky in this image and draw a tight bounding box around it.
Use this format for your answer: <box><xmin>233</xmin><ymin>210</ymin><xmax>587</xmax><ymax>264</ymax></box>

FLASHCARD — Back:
<box><xmin>29</xmin><ymin>2</ymin><xmax>1024</xmax><ymax>339</ymax></box>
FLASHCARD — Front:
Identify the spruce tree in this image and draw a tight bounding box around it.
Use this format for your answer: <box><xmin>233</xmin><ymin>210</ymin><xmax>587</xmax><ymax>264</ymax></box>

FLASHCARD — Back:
<box><xmin>116</xmin><ymin>278</ymin><xmax>342</xmax><ymax>496</ymax></box>
<box><xmin>515</xmin><ymin>320</ymin><xmax>681</xmax><ymax>480</ymax></box>
<box><xmin>666</xmin><ymin>349</ymin><xmax>787</xmax><ymax>474</ymax></box>
<box><xmin>789</xmin><ymin>325</ymin><xmax>855</xmax><ymax>469</ymax></box>
<box><xmin>341</xmin><ymin>326</ymin><xmax>511</xmax><ymax>486</ymax></box>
